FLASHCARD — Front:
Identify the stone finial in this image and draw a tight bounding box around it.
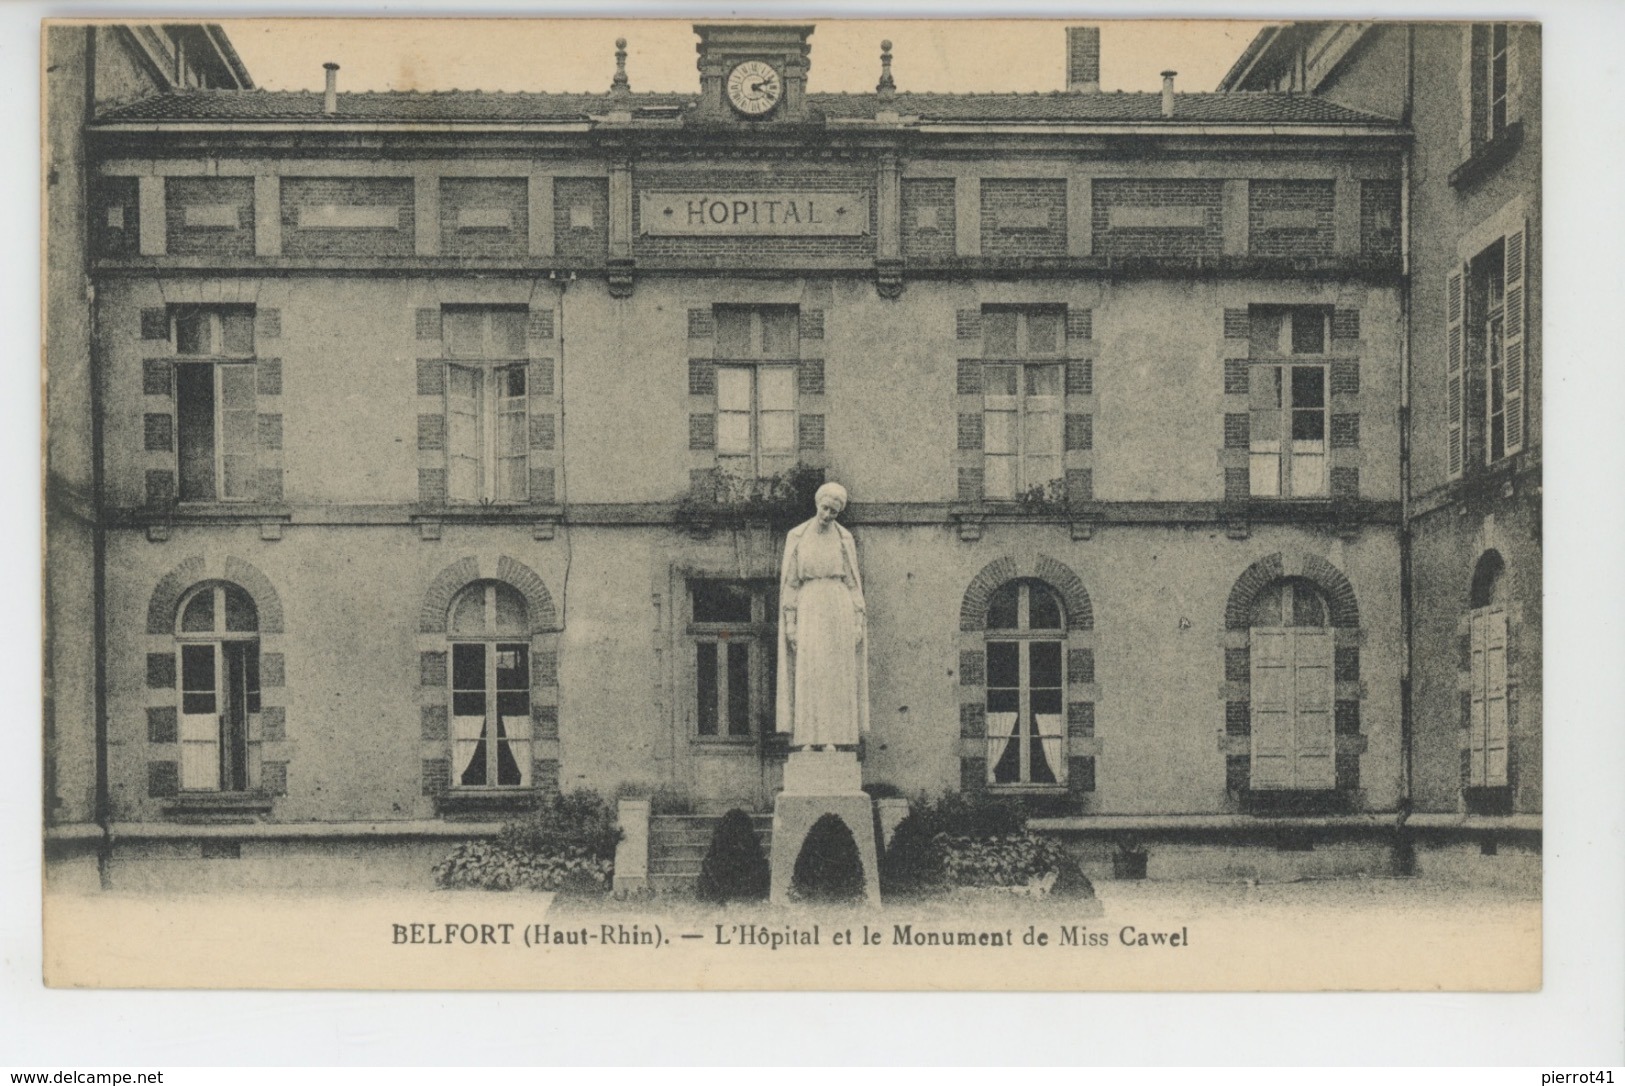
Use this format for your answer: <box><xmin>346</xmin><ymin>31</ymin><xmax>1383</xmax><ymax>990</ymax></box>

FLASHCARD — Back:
<box><xmin>611</xmin><ymin>37</ymin><xmax>630</xmax><ymax>96</ymax></box>
<box><xmin>876</xmin><ymin>39</ymin><xmax>896</xmax><ymax>98</ymax></box>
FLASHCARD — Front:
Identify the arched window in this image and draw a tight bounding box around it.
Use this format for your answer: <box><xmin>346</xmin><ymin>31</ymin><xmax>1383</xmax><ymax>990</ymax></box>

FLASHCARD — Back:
<box><xmin>449</xmin><ymin>581</ymin><xmax>532</xmax><ymax>788</ymax></box>
<box><xmin>1465</xmin><ymin>552</ymin><xmax>1509</xmax><ymax>789</ymax></box>
<box><xmin>985</xmin><ymin>579</ymin><xmax>1066</xmax><ymax>786</ymax></box>
<box><xmin>1247</xmin><ymin>578</ymin><xmax>1334</xmax><ymax>791</ymax></box>
<box><xmin>175</xmin><ymin>582</ymin><xmax>260</xmax><ymax>792</ymax></box>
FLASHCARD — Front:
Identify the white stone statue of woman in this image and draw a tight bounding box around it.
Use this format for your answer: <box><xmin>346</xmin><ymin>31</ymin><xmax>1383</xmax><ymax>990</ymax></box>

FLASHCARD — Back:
<box><xmin>775</xmin><ymin>481</ymin><xmax>870</xmax><ymax>750</ymax></box>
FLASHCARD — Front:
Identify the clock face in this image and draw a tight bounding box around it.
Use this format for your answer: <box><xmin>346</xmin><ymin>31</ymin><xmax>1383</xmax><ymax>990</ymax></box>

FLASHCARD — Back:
<box><xmin>725</xmin><ymin>60</ymin><xmax>783</xmax><ymax>116</ymax></box>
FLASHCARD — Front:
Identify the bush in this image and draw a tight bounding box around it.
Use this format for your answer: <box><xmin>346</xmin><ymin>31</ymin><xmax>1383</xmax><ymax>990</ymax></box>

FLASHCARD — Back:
<box><xmin>790</xmin><ymin>814</ymin><xmax>867</xmax><ymax>903</ymax></box>
<box><xmin>434</xmin><ymin>790</ymin><xmax>621</xmax><ymax>893</ymax></box>
<box><xmin>697</xmin><ymin>808</ymin><xmax>770</xmax><ymax>903</ymax></box>
<box><xmin>879</xmin><ymin>791</ymin><xmax>1084</xmax><ymax>895</ymax></box>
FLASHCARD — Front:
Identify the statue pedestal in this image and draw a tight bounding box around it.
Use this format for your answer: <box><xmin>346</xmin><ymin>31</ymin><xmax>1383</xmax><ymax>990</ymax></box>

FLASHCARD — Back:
<box><xmin>769</xmin><ymin>751</ymin><xmax>881</xmax><ymax>906</ymax></box>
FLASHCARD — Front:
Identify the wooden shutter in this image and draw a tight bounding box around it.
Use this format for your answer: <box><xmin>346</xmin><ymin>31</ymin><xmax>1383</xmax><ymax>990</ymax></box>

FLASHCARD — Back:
<box><xmin>446</xmin><ymin>365</ymin><xmax>482</xmax><ymax>501</ymax></box>
<box><xmin>1469</xmin><ymin>608</ymin><xmax>1509</xmax><ymax>787</ymax></box>
<box><xmin>1504</xmin><ymin>25</ymin><xmax>1522</xmax><ymax>128</ymax></box>
<box><xmin>1502</xmin><ymin>223</ymin><xmax>1527</xmax><ymax>456</ymax></box>
<box><xmin>1458</xmin><ymin>26</ymin><xmax>1477</xmax><ymax>159</ymax></box>
<box><xmin>218</xmin><ymin>364</ymin><xmax>258</xmax><ymax>500</ymax></box>
<box><xmin>1249</xmin><ymin>629</ymin><xmax>1293</xmax><ymax>789</ymax></box>
<box><xmin>1251</xmin><ymin>627</ymin><xmax>1334</xmax><ymax>790</ymax></box>
<box><xmin>1446</xmin><ymin>267</ymin><xmax>1465</xmax><ymax>480</ymax></box>
<box><xmin>1290</xmin><ymin>628</ymin><xmax>1335</xmax><ymax>790</ymax></box>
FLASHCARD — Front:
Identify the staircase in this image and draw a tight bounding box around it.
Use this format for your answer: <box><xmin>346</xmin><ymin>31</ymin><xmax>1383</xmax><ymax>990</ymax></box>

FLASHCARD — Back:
<box><xmin>647</xmin><ymin>813</ymin><xmax>775</xmax><ymax>893</ymax></box>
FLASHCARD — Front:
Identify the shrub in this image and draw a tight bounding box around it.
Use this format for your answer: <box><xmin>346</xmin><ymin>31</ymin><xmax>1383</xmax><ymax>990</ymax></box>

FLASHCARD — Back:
<box><xmin>433</xmin><ymin>790</ymin><xmax>621</xmax><ymax>893</ymax></box>
<box><xmin>879</xmin><ymin>791</ymin><xmax>1086</xmax><ymax>895</ymax></box>
<box><xmin>790</xmin><ymin>814</ymin><xmax>866</xmax><ymax>903</ymax></box>
<box><xmin>696</xmin><ymin>808</ymin><xmax>770</xmax><ymax>903</ymax></box>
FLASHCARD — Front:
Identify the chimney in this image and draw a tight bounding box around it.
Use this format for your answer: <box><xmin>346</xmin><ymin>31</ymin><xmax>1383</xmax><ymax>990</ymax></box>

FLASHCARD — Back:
<box><xmin>1066</xmin><ymin>27</ymin><xmax>1100</xmax><ymax>93</ymax></box>
<box><xmin>1161</xmin><ymin>70</ymin><xmax>1176</xmax><ymax>118</ymax></box>
<box><xmin>323</xmin><ymin>62</ymin><xmax>339</xmax><ymax>115</ymax></box>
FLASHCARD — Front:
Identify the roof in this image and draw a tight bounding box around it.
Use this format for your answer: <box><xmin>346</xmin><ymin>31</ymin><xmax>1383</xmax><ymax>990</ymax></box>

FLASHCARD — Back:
<box><xmin>96</xmin><ymin>88</ymin><xmax>1396</xmax><ymax>126</ymax></box>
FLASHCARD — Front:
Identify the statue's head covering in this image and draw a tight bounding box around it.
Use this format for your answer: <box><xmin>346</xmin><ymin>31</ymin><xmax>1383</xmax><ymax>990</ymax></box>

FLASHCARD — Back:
<box><xmin>815</xmin><ymin>481</ymin><xmax>849</xmax><ymax>509</ymax></box>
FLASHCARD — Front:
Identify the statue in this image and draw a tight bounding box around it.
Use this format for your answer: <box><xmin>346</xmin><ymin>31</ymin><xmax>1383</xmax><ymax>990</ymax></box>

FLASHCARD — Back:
<box><xmin>775</xmin><ymin>481</ymin><xmax>870</xmax><ymax>750</ymax></box>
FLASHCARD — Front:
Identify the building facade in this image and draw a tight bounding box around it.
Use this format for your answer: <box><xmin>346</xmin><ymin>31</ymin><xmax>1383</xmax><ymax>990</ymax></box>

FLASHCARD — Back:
<box><xmin>1223</xmin><ymin>20</ymin><xmax>1541</xmax><ymax>883</ymax></box>
<box><xmin>48</xmin><ymin>23</ymin><xmax>1422</xmax><ymax>889</ymax></box>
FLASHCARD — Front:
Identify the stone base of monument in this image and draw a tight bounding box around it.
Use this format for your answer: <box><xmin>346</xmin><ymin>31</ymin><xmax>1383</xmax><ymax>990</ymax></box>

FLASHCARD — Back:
<box><xmin>769</xmin><ymin>750</ymin><xmax>881</xmax><ymax>906</ymax></box>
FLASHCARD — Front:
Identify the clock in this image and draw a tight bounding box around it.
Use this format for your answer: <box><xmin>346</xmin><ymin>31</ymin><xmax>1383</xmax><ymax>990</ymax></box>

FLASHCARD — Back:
<box><xmin>725</xmin><ymin>60</ymin><xmax>783</xmax><ymax>116</ymax></box>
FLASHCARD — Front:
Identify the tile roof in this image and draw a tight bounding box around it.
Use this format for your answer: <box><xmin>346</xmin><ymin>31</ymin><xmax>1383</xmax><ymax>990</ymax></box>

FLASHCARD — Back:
<box><xmin>96</xmin><ymin>89</ymin><xmax>1397</xmax><ymax>126</ymax></box>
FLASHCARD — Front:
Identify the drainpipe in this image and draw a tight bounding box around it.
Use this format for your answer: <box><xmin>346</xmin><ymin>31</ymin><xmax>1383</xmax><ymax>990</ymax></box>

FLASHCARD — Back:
<box><xmin>83</xmin><ymin>25</ymin><xmax>113</xmax><ymax>887</ymax></box>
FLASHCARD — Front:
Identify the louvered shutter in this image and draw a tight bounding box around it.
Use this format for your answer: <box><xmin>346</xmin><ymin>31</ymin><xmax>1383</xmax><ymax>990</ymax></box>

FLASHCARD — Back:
<box><xmin>1502</xmin><ymin>224</ymin><xmax>1527</xmax><ymax>456</ymax></box>
<box><xmin>1504</xmin><ymin>26</ymin><xmax>1522</xmax><ymax>128</ymax></box>
<box><xmin>1469</xmin><ymin>608</ymin><xmax>1509</xmax><ymax>787</ymax></box>
<box><xmin>1446</xmin><ymin>267</ymin><xmax>1465</xmax><ymax>479</ymax></box>
<box><xmin>1249</xmin><ymin>629</ymin><xmax>1293</xmax><ymax>789</ymax></box>
<box><xmin>218</xmin><ymin>364</ymin><xmax>258</xmax><ymax>500</ymax></box>
<box><xmin>1290</xmin><ymin>628</ymin><xmax>1335</xmax><ymax>790</ymax></box>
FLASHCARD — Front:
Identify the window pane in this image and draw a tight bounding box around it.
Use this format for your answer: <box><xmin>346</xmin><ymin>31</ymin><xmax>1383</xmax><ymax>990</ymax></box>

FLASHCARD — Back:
<box><xmin>175</xmin><ymin>309</ymin><xmax>210</xmax><ymax>355</ymax></box>
<box><xmin>1251</xmin><ymin>408</ymin><xmax>1281</xmax><ymax>442</ymax></box>
<box><xmin>987</xmin><ymin>583</ymin><xmax>1019</xmax><ymax>630</ymax></box>
<box><xmin>987</xmin><ymin>688</ymin><xmax>1018</xmax><ymax>714</ymax></box>
<box><xmin>452</xmin><ymin>691</ymin><xmax>485</xmax><ymax>718</ymax></box>
<box><xmin>1291</xmin><ymin>450</ymin><xmax>1325</xmax><ymax>496</ymax></box>
<box><xmin>984</xmin><ymin>364</ymin><xmax>1018</xmax><ymax>397</ymax></box>
<box><xmin>452</xmin><ymin>642</ymin><xmax>485</xmax><ymax>690</ymax></box>
<box><xmin>496</xmin><ymin>456</ymin><xmax>527</xmax><ymax>501</ymax></box>
<box><xmin>1250</xmin><ymin>451</ymin><xmax>1281</xmax><ymax>497</ymax></box>
<box><xmin>693</xmin><ymin>581</ymin><xmax>753</xmax><ymax>623</ymax></box>
<box><xmin>495</xmin><ymin>739</ymin><xmax>527</xmax><ymax>787</ymax></box>
<box><xmin>1252</xmin><ymin>365</ymin><xmax>1283</xmax><ymax>410</ymax></box>
<box><xmin>760</xmin><ymin>309</ymin><xmax>798</xmax><ymax>358</ymax></box>
<box><xmin>1291</xmin><ymin>410</ymin><xmax>1325</xmax><ymax>441</ymax></box>
<box><xmin>1028</xmin><ymin>586</ymin><xmax>1062</xmax><ymax>630</ymax></box>
<box><xmin>496</xmin><ymin>643</ymin><xmax>529</xmax><ymax>689</ymax></box>
<box><xmin>1250</xmin><ymin>584</ymin><xmax>1285</xmax><ymax>627</ymax></box>
<box><xmin>181</xmin><ymin>589</ymin><xmax>215</xmax><ymax>633</ymax></box>
<box><xmin>1026</xmin><ymin>309</ymin><xmax>1062</xmax><ymax>355</ymax></box>
<box><xmin>443</xmin><ymin>310</ymin><xmax>485</xmax><ymax>358</ymax></box>
<box><xmin>1031</xmin><ymin>687</ymin><xmax>1063</xmax><ymax>716</ymax></box>
<box><xmin>244</xmin><ymin>646</ymin><xmax>260</xmax><ymax>714</ymax></box>
<box><xmin>715</xmin><ymin>309</ymin><xmax>753</xmax><ymax>359</ymax></box>
<box><xmin>1248</xmin><ymin>310</ymin><xmax>1284</xmax><ymax>357</ymax></box>
<box><xmin>220</xmin><ymin>308</ymin><xmax>255</xmax><ymax>356</ymax></box>
<box><xmin>175</xmin><ymin>364</ymin><xmax>216</xmax><ymax>502</ymax></box>
<box><xmin>223</xmin><ymin>585</ymin><xmax>257</xmax><ymax>632</ymax></box>
<box><xmin>490</xmin><ymin>310</ymin><xmax>528</xmax><ymax>358</ymax></box>
<box><xmin>1030</xmin><ymin>640</ymin><xmax>1062</xmax><ymax>687</ymax></box>
<box><xmin>494</xmin><ymin>586</ymin><xmax>528</xmax><ymax>634</ymax></box>
<box><xmin>1291</xmin><ymin>366</ymin><xmax>1325</xmax><ymax>408</ymax></box>
<box><xmin>1290</xmin><ymin>310</ymin><xmax>1325</xmax><ymax>355</ymax></box>
<box><xmin>1023</xmin><ymin>410</ymin><xmax>1060</xmax><ymax>456</ymax></box>
<box><xmin>1291</xmin><ymin>586</ymin><xmax>1327</xmax><ymax>628</ymax></box>
<box><xmin>991</xmin><ymin>722</ymin><xmax>1022</xmax><ymax>783</ymax></box>
<box><xmin>182</xmin><ymin>643</ymin><xmax>216</xmax><ymax>695</ymax></box>
<box><xmin>450</xmin><ymin>586</ymin><xmax>486</xmax><ymax>634</ymax></box>
<box><xmin>987</xmin><ymin>641</ymin><xmax>1020</xmax><ymax>688</ymax></box>
<box><xmin>983</xmin><ymin>310</ymin><xmax>1018</xmax><ymax>357</ymax></box>
<box><xmin>447</xmin><ymin>363</ymin><xmax>481</xmax><ymax>400</ymax></box>
<box><xmin>717</xmin><ymin>412</ymin><xmax>752</xmax><ymax>454</ymax></box>
<box><xmin>1025</xmin><ymin>365</ymin><xmax>1061</xmax><ymax>397</ymax></box>
<box><xmin>716</xmin><ymin>367</ymin><xmax>752</xmax><ymax>411</ymax></box>
<box><xmin>759</xmin><ymin>367</ymin><xmax>796</xmax><ymax>410</ymax></box>
<box><xmin>759</xmin><ymin>412</ymin><xmax>796</xmax><ymax>453</ymax></box>
<box><xmin>496</xmin><ymin>405</ymin><xmax>527</xmax><ymax>456</ymax></box>
<box><xmin>727</xmin><ymin>641</ymin><xmax>751</xmax><ymax>736</ymax></box>
<box><xmin>498</xmin><ymin>690</ymin><xmax>530</xmax><ymax>725</ymax></box>
<box><xmin>696</xmin><ymin>643</ymin><xmax>718</xmax><ymax>735</ymax></box>
<box><xmin>500</xmin><ymin>366</ymin><xmax>527</xmax><ymax>399</ymax></box>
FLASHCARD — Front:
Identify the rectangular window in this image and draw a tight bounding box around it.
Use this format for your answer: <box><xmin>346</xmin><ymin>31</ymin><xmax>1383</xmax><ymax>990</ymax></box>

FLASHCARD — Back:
<box><xmin>451</xmin><ymin>641</ymin><xmax>532</xmax><ymax>788</ymax></box>
<box><xmin>1467</xmin><ymin>607</ymin><xmax>1509</xmax><ymax>788</ymax></box>
<box><xmin>689</xmin><ymin>579</ymin><xmax>777</xmax><ymax>739</ymax></box>
<box><xmin>1467</xmin><ymin>238</ymin><xmax>1522</xmax><ymax>466</ymax></box>
<box><xmin>982</xmin><ymin>307</ymin><xmax>1064</xmax><ymax>500</ymax></box>
<box><xmin>1486</xmin><ymin>23</ymin><xmax>1509</xmax><ymax>141</ymax></box>
<box><xmin>1249</xmin><ymin>627</ymin><xmax>1335</xmax><ymax>790</ymax></box>
<box><xmin>442</xmin><ymin>306</ymin><xmax>529</xmax><ymax>503</ymax></box>
<box><xmin>178</xmin><ymin>640</ymin><xmax>259</xmax><ymax>792</ymax></box>
<box><xmin>171</xmin><ymin>305</ymin><xmax>257</xmax><ymax>503</ymax></box>
<box><xmin>714</xmin><ymin>306</ymin><xmax>799</xmax><ymax>480</ymax></box>
<box><xmin>1248</xmin><ymin>307</ymin><xmax>1329</xmax><ymax>498</ymax></box>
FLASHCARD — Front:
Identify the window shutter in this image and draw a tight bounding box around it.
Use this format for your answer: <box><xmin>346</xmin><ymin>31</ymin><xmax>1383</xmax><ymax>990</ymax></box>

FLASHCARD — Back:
<box><xmin>1249</xmin><ymin>629</ymin><xmax>1293</xmax><ymax>789</ymax></box>
<box><xmin>218</xmin><ymin>364</ymin><xmax>258</xmax><ymax>500</ymax></box>
<box><xmin>1470</xmin><ymin>608</ymin><xmax>1509</xmax><ymax>787</ymax></box>
<box><xmin>1446</xmin><ymin>267</ymin><xmax>1466</xmax><ymax>479</ymax></box>
<box><xmin>1459</xmin><ymin>26</ymin><xmax>1477</xmax><ymax>159</ymax></box>
<box><xmin>1504</xmin><ymin>25</ymin><xmax>1522</xmax><ymax>128</ymax></box>
<box><xmin>1290</xmin><ymin>629</ymin><xmax>1335</xmax><ymax>789</ymax></box>
<box><xmin>1502</xmin><ymin>223</ymin><xmax>1527</xmax><ymax>455</ymax></box>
